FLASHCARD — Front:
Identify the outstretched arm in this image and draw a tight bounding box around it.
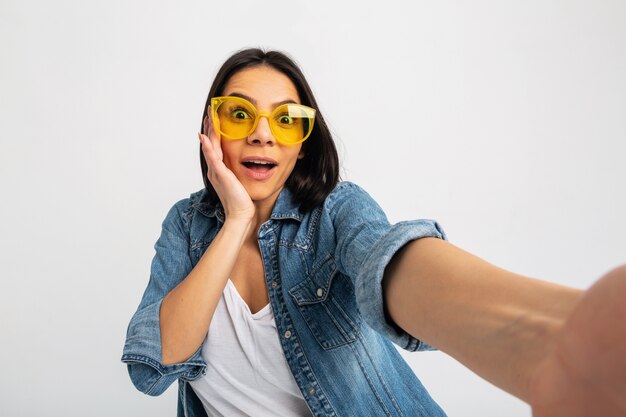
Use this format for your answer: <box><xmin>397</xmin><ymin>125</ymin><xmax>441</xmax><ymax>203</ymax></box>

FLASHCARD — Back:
<box><xmin>383</xmin><ymin>238</ymin><xmax>626</xmax><ymax>415</ymax></box>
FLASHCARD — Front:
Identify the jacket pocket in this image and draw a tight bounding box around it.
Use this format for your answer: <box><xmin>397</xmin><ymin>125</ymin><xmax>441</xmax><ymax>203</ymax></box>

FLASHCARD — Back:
<box><xmin>289</xmin><ymin>256</ymin><xmax>360</xmax><ymax>349</ymax></box>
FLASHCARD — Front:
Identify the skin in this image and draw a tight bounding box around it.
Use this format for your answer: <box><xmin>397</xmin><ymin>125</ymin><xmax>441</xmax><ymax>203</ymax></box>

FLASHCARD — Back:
<box><xmin>158</xmin><ymin>64</ymin><xmax>626</xmax><ymax>416</ymax></box>
<box><xmin>529</xmin><ymin>264</ymin><xmax>626</xmax><ymax>417</ymax></box>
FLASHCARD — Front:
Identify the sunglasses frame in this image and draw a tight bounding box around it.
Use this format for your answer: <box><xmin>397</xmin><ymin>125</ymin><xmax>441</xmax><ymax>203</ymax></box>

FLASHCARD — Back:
<box><xmin>210</xmin><ymin>96</ymin><xmax>316</xmax><ymax>145</ymax></box>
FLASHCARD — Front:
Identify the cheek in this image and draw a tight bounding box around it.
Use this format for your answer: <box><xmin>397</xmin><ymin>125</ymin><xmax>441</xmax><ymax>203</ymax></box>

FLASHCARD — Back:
<box><xmin>220</xmin><ymin>143</ymin><xmax>239</xmax><ymax>170</ymax></box>
<box><xmin>282</xmin><ymin>150</ymin><xmax>303</xmax><ymax>177</ymax></box>
<box><xmin>291</xmin><ymin>144</ymin><xmax>305</xmax><ymax>162</ymax></box>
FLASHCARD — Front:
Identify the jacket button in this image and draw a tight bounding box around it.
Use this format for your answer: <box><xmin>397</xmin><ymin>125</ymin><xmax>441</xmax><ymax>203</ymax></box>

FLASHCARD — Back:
<box><xmin>284</xmin><ymin>330</ymin><xmax>292</xmax><ymax>339</ymax></box>
<box><xmin>308</xmin><ymin>387</ymin><xmax>316</xmax><ymax>396</ymax></box>
<box><xmin>271</xmin><ymin>281</ymin><xmax>278</xmax><ymax>289</ymax></box>
<box><xmin>316</xmin><ymin>288</ymin><xmax>324</xmax><ymax>298</ymax></box>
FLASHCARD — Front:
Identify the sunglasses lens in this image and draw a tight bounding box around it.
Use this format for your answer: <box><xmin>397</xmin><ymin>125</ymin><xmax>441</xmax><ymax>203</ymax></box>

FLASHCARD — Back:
<box><xmin>272</xmin><ymin>104</ymin><xmax>314</xmax><ymax>144</ymax></box>
<box><xmin>215</xmin><ymin>98</ymin><xmax>257</xmax><ymax>139</ymax></box>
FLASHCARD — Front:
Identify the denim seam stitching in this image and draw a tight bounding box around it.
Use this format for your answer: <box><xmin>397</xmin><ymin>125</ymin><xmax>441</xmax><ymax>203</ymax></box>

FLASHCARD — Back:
<box><xmin>321</xmin><ymin>300</ymin><xmax>357</xmax><ymax>349</ymax></box>
<box><xmin>289</xmin><ymin>328</ymin><xmax>338</xmax><ymax>417</ymax></box>
<box><xmin>359</xmin><ymin>342</ymin><xmax>408</xmax><ymax>417</ymax></box>
<box><xmin>121</xmin><ymin>354</ymin><xmax>164</xmax><ymax>395</ymax></box>
<box><xmin>330</xmin><ymin>296</ymin><xmax>360</xmax><ymax>337</ymax></box>
<box><xmin>347</xmin><ymin>341</ymin><xmax>393</xmax><ymax>417</ymax></box>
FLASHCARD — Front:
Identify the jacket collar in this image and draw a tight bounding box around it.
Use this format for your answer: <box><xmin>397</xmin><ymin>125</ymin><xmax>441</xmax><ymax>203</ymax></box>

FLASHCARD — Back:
<box><xmin>269</xmin><ymin>187</ymin><xmax>304</xmax><ymax>222</ymax></box>
<box><xmin>191</xmin><ymin>187</ymin><xmax>304</xmax><ymax>223</ymax></box>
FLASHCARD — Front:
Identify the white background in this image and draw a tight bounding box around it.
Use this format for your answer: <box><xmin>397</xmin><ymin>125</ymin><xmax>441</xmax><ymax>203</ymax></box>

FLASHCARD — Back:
<box><xmin>1</xmin><ymin>1</ymin><xmax>625</xmax><ymax>416</ymax></box>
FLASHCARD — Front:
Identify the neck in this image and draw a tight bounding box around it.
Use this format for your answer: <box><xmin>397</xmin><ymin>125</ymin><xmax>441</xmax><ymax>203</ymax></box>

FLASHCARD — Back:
<box><xmin>252</xmin><ymin>202</ymin><xmax>273</xmax><ymax>229</ymax></box>
<box><xmin>244</xmin><ymin>190</ymin><xmax>282</xmax><ymax>242</ymax></box>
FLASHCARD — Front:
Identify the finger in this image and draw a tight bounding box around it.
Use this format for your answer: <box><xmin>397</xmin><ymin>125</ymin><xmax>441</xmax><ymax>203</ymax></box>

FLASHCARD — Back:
<box><xmin>204</xmin><ymin>108</ymin><xmax>224</xmax><ymax>159</ymax></box>
<box><xmin>205</xmin><ymin>106</ymin><xmax>220</xmax><ymax>138</ymax></box>
<box><xmin>199</xmin><ymin>135</ymin><xmax>221</xmax><ymax>184</ymax></box>
<box><xmin>199</xmin><ymin>131</ymin><xmax>212</xmax><ymax>152</ymax></box>
<box><xmin>203</xmin><ymin>114</ymin><xmax>210</xmax><ymax>136</ymax></box>
<box><xmin>199</xmin><ymin>134</ymin><xmax>221</xmax><ymax>178</ymax></box>
<box><xmin>200</xmin><ymin>136</ymin><xmax>230</xmax><ymax>184</ymax></box>
<box><xmin>201</xmin><ymin>132</ymin><xmax>222</xmax><ymax>164</ymax></box>
<box><xmin>208</xmin><ymin>120</ymin><xmax>223</xmax><ymax>160</ymax></box>
<box><xmin>199</xmin><ymin>133</ymin><xmax>218</xmax><ymax>164</ymax></box>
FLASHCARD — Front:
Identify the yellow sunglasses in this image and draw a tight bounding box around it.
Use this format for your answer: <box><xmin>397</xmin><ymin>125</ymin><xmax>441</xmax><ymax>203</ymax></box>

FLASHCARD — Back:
<box><xmin>211</xmin><ymin>96</ymin><xmax>316</xmax><ymax>145</ymax></box>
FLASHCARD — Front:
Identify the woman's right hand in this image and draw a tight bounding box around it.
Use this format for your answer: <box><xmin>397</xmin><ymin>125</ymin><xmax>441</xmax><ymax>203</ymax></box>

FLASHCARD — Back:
<box><xmin>199</xmin><ymin>111</ymin><xmax>255</xmax><ymax>223</ymax></box>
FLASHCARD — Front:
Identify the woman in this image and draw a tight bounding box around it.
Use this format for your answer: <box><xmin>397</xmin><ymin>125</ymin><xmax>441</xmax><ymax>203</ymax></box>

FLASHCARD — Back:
<box><xmin>122</xmin><ymin>48</ymin><xmax>626</xmax><ymax>417</ymax></box>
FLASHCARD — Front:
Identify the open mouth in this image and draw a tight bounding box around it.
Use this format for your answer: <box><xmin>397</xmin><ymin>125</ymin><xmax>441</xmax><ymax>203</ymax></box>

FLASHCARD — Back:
<box><xmin>242</xmin><ymin>160</ymin><xmax>277</xmax><ymax>173</ymax></box>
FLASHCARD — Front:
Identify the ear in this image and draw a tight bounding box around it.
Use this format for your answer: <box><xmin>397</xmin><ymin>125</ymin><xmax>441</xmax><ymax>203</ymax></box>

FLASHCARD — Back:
<box><xmin>298</xmin><ymin>150</ymin><xmax>305</xmax><ymax>159</ymax></box>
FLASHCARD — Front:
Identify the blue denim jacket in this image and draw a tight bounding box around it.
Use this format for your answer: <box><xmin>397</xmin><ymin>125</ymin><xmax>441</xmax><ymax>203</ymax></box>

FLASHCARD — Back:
<box><xmin>122</xmin><ymin>181</ymin><xmax>448</xmax><ymax>417</ymax></box>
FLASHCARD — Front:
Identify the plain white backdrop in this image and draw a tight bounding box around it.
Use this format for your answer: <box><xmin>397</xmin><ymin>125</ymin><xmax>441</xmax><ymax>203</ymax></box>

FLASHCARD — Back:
<box><xmin>1</xmin><ymin>1</ymin><xmax>625</xmax><ymax>416</ymax></box>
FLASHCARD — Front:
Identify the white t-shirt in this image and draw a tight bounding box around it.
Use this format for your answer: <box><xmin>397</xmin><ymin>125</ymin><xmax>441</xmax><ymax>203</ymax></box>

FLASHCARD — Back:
<box><xmin>189</xmin><ymin>280</ymin><xmax>313</xmax><ymax>417</ymax></box>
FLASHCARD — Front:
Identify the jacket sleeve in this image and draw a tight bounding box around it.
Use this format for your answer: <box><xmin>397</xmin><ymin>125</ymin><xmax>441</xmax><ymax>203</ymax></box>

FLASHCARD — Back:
<box><xmin>121</xmin><ymin>199</ymin><xmax>207</xmax><ymax>396</ymax></box>
<box><xmin>326</xmin><ymin>182</ymin><xmax>447</xmax><ymax>352</ymax></box>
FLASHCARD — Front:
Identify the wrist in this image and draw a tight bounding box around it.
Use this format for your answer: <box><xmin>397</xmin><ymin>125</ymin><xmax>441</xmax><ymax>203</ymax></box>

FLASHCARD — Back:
<box><xmin>222</xmin><ymin>215</ymin><xmax>254</xmax><ymax>234</ymax></box>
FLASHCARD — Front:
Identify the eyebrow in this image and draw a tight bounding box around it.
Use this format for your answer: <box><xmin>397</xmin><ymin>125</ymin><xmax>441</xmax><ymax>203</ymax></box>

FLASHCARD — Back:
<box><xmin>228</xmin><ymin>92</ymin><xmax>298</xmax><ymax>108</ymax></box>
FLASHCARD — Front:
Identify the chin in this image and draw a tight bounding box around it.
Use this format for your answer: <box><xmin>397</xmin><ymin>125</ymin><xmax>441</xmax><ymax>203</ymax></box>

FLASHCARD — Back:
<box><xmin>245</xmin><ymin>183</ymin><xmax>281</xmax><ymax>202</ymax></box>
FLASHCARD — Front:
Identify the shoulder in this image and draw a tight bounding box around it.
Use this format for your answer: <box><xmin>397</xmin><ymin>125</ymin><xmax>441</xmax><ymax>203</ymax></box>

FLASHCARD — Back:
<box><xmin>325</xmin><ymin>181</ymin><xmax>374</xmax><ymax>205</ymax></box>
<box><xmin>323</xmin><ymin>181</ymin><xmax>383</xmax><ymax>213</ymax></box>
<box><xmin>315</xmin><ymin>181</ymin><xmax>388</xmax><ymax>228</ymax></box>
<box><xmin>162</xmin><ymin>188</ymin><xmax>212</xmax><ymax>229</ymax></box>
<box><xmin>329</xmin><ymin>180</ymin><xmax>368</xmax><ymax>195</ymax></box>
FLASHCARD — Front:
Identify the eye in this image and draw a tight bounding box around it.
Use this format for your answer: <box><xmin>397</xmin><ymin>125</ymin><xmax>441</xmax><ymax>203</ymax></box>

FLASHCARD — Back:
<box><xmin>277</xmin><ymin>114</ymin><xmax>295</xmax><ymax>125</ymax></box>
<box><xmin>231</xmin><ymin>106</ymin><xmax>252</xmax><ymax>120</ymax></box>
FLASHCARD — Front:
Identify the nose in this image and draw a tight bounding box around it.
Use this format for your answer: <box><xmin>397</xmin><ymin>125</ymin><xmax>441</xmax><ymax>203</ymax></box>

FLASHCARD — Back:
<box><xmin>247</xmin><ymin>116</ymin><xmax>275</xmax><ymax>146</ymax></box>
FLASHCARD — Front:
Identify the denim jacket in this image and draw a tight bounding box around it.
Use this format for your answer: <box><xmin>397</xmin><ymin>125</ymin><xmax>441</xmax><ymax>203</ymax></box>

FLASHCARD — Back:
<box><xmin>122</xmin><ymin>181</ymin><xmax>448</xmax><ymax>417</ymax></box>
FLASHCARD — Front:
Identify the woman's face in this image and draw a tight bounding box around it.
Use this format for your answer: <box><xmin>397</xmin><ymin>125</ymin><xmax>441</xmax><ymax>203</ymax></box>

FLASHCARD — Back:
<box><xmin>216</xmin><ymin>65</ymin><xmax>305</xmax><ymax>209</ymax></box>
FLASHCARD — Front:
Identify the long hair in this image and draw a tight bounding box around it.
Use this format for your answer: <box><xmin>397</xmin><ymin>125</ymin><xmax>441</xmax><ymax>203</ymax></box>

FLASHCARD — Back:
<box><xmin>199</xmin><ymin>48</ymin><xmax>339</xmax><ymax>213</ymax></box>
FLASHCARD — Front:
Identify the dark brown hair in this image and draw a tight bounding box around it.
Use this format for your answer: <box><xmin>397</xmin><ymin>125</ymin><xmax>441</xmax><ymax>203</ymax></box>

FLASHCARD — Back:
<box><xmin>199</xmin><ymin>48</ymin><xmax>339</xmax><ymax>213</ymax></box>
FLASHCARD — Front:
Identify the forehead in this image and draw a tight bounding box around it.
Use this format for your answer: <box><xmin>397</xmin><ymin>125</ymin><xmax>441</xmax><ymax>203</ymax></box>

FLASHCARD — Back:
<box><xmin>223</xmin><ymin>66</ymin><xmax>301</xmax><ymax>105</ymax></box>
